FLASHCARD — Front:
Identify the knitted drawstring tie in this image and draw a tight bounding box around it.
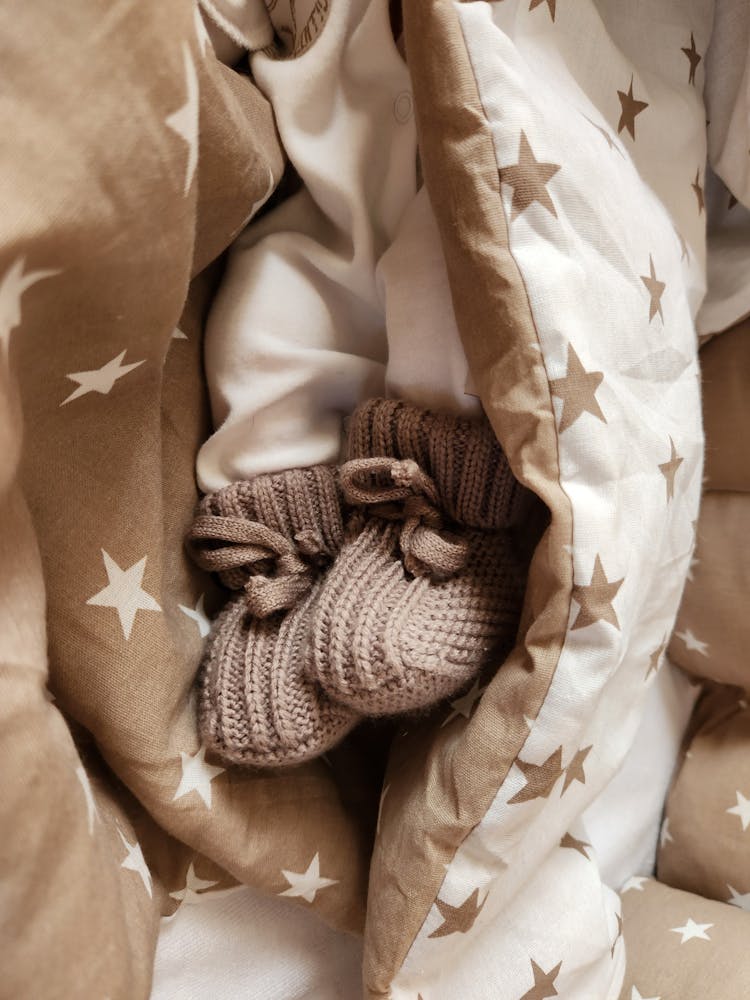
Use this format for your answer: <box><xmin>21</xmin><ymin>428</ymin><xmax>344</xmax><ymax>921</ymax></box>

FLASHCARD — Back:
<box><xmin>187</xmin><ymin>514</ymin><xmax>328</xmax><ymax>618</ymax></box>
<box><xmin>338</xmin><ymin>457</ymin><xmax>468</xmax><ymax>580</ymax></box>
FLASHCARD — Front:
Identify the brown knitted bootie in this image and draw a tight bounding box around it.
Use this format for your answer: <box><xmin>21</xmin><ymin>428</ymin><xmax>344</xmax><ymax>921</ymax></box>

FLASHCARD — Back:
<box><xmin>187</xmin><ymin>468</ymin><xmax>360</xmax><ymax>768</ymax></box>
<box><xmin>307</xmin><ymin>399</ymin><xmax>529</xmax><ymax>716</ymax></box>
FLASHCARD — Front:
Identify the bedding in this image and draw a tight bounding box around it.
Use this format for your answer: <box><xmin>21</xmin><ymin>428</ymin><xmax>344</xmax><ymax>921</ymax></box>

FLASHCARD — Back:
<box><xmin>2</xmin><ymin>1</ymin><xmax>749</xmax><ymax>999</ymax></box>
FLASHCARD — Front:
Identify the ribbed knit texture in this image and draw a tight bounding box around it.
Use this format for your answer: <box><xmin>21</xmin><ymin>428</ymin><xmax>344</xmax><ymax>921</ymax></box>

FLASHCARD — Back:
<box><xmin>199</xmin><ymin>591</ymin><xmax>359</xmax><ymax>768</ymax></box>
<box><xmin>308</xmin><ymin>399</ymin><xmax>529</xmax><ymax>716</ymax></box>
<box><xmin>188</xmin><ymin>467</ymin><xmax>358</xmax><ymax>768</ymax></box>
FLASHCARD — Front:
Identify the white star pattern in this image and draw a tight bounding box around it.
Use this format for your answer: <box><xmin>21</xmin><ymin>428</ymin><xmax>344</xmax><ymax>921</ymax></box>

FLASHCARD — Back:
<box><xmin>118</xmin><ymin>828</ymin><xmax>153</xmax><ymax>897</ymax></box>
<box><xmin>621</xmin><ymin>875</ymin><xmax>648</xmax><ymax>893</ymax></box>
<box><xmin>632</xmin><ymin>988</ymin><xmax>661</xmax><ymax>1000</ymax></box>
<box><xmin>61</xmin><ymin>350</ymin><xmax>144</xmax><ymax>405</ymax></box>
<box><xmin>660</xmin><ymin>817</ymin><xmax>674</xmax><ymax>848</ymax></box>
<box><xmin>0</xmin><ymin>257</ymin><xmax>59</xmax><ymax>345</ymax></box>
<box><xmin>674</xmin><ymin>628</ymin><xmax>709</xmax><ymax>656</ymax></box>
<box><xmin>279</xmin><ymin>853</ymin><xmax>338</xmax><ymax>903</ymax></box>
<box><xmin>86</xmin><ymin>551</ymin><xmax>161</xmax><ymax>640</ymax></box>
<box><xmin>178</xmin><ymin>594</ymin><xmax>211</xmax><ymax>638</ymax></box>
<box><xmin>74</xmin><ymin>764</ymin><xmax>100</xmax><ymax>836</ymax></box>
<box><xmin>166</xmin><ymin>43</ymin><xmax>199</xmax><ymax>196</ymax></box>
<box><xmin>441</xmin><ymin>678</ymin><xmax>486</xmax><ymax>727</ymax></box>
<box><xmin>170</xmin><ymin>861</ymin><xmax>219</xmax><ymax>903</ymax></box>
<box><xmin>193</xmin><ymin>5</ymin><xmax>210</xmax><ymax>55</ymax></box>
<box><xmin>726</xmin><ymin>791</ymin><xmax>750</xmax><ymax>831</ymax></box>
<box><xmin>727</xmin><ymin>885</ymin><xmax>750</xmax><ymax>912</ymax></box>
<box><xmin>173</xmin><ymin>746</ymin><xmax>224</xmax><ymax>808</ymax></box>
<box><xmin>670</xmin><ymin>918</ymin><xmax>712</xmax><ymax>943</ymax></box>
<box><xmin>172</xmin><ymin>327</ymin><xmax>188</xmax><ymax>340</ymax></box>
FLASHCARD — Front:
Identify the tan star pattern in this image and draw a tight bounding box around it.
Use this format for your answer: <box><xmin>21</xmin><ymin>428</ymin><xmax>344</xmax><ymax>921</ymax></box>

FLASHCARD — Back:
<box><xmin>681</xmin><ymin>33</ymin><xmax>701</xmax><ymax>86</ymax></box>
<box><xmin>563</xmin><ymin>745</ymin><xmax>592</xmax><ymax>793</ymax></box>
<box><xmin>509</xmin><ymin>747</ymin><xmax>565</xmax><ymax>803</ymax></box>
<box><xmin>500</xmin><ymin>131</ymin><xmax>561</xmax><ymax>221</ymax></box>
<box><xmin>658</xmin><ymin>436</ymin><xmax>683</xmax><ymax>501</ymax></box>
<box><xmin>691</xmin><ymin>169</ymin><xmax>704</xmax><ymax>214</ymax></box>
<box><xmin>560</xmin><ymin>832</ymin><xmax>591</xmax><ymax>859</ymax></box>
<box><xmin>571</xmin><ymin>555</ymin><xmax>623</xmax><ymax>630</ymax></box>
<box><xmin>529</xmin><ymin>0</ymin><xmax>556</xmax><ymax>21</ymax></box>
<box><xmin>428</xmin><ymin>888</ymin><xmax>487</xmax><ymax>938</ymax></box>
<box><xmin>617</xmin><ymin>76</ymin><xmax>649</xmax><ymax>139</ymax></box>
<box><xmin>549</xmin><ymin>343</ymin><xmax>606</xmax><ymax>432</ymax></box>
<box><xmin>519</xmin><ymin>959</ymin><xmax>562</xmax><ymax>1000</ymax></box>
<box><xmin>640</xmin><ymin>254</ymin><xmax>666</xmax><ymax>322</ymax></box>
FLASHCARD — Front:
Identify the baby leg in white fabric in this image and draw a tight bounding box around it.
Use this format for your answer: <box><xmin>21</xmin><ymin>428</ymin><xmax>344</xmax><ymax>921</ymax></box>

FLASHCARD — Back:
<box><xmin>197</xmin><ymin>0</ymin><xmax>417</xmax><ymax>492</ymax></box>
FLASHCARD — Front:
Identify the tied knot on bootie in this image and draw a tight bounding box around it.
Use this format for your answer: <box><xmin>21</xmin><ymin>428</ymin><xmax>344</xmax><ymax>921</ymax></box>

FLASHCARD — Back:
<box><xmin>339</xmin><ymin>457</ymin><xmax>468</xmax><ymax>580</ymax></box>
<box><xmin>187</xmin><ymin>514</ymin><xmax>329</xmax><ymax>617</ymax></box>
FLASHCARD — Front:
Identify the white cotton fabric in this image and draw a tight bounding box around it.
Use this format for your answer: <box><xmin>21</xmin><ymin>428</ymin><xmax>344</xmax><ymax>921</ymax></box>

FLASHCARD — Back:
<box><xmin>196</xmin><ymin>0</ymin><xmax>417</xmax><ymax>492</ymax></box>
<box><xmin>151</xmin><ymin>883</ymin><xmax>362</xmax><ymax>1000</ymax></box>
<box><xmin>582</xmin><ymin>657</ymin><xmax>700</xmax><ymax>890</ymax></box>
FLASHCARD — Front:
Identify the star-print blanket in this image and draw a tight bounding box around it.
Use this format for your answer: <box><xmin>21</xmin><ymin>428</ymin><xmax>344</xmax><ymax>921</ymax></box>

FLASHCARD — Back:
<box><xmin>2</xmin><ymin>1</ymin><xmax>750</xmax><ymax>998</ymax></box>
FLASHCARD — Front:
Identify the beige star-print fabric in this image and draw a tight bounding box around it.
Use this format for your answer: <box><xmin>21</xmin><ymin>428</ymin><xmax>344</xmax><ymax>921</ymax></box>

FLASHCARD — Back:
<box><xmin>619</xmin><ymin>878</ymin><xmax>750</xmax><ymax>998</ymax></box>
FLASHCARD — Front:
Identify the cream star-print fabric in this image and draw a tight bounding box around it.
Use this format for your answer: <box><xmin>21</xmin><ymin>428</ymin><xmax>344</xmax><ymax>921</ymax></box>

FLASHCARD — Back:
<box><xmin>377</xmin><ymin>0</ymin><xmax>711</xmax><ymax>996</ymax></box>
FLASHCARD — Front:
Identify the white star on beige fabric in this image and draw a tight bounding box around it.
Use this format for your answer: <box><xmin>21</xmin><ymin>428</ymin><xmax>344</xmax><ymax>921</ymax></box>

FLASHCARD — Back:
<box><xmin>659</xmin><ymin>817</ymin><xmax>674</xmax><ymax>848</ymax></box>
<box><xmin>172</xmin><ymin>327</ymin><xmax>188</xmax><ymax>340</ymax></box>
<box><xmin>173</xmin><ymin>746</ymin><xmax>224</xmax><ymax>808</ymax></box>
<box><xmin>726</xmin><ymin>791</ymin><xmax>750</xmax><ymax>831</ymax></box>
<box><xmin>0</xmin><ymin>257</ymin><xmax>59</xmax><ymax>345</ymax></box>
<box><xmin>193</xmin><ymin>5</ymin><xmax>211</xmax><ymax>55</ymax></box>
<box><xmin>279</xmin><ymin>853</ymin><xmax>338</xmax><ymax>903</ymax></box>
<box><xmin>674</xmin><ymin>628</ymin><xmax>709</xmax><ymax>656</ymax></box>
<box><xmin>621</xmin><ymin>875</ymin><xmax>648</xmax><ymax>893</ymax></box>
<box><xmin>86</xmin><ymin>551</ymin><xmax>161</xmax><ymax>640</ymax></box>
<box><xmin>670</xmin><ymin>918</ymin><xmax>712</xmax><ymax>943</ymax></box>
<box><xmin>74</xmin><ymin>764</ymin><xmax>100</xmax><ymax>836</ymax></box>
<box><xmin>61</xmin><ymin>349</ymin><xmax>144</xmax><ymax>405</ymax></box>
<box><xmin>170</xmin><ymin>861</ymin><xmax>219</xmax><ymax>903</ymax></box>
<box><xmin>632</xmin><ymin>988</ymin><xmax>661</xmax><ymax>1000</ymax></box>
<box><xmin>118</xmin><ymin>828</ymin><xmax>153</xmax><ymax>897</ymax></box>
<box><xmin>178</xmin><ymin>594</ymin><xmax>211</xmax><ymax>638</ymax></box>
<box><xmin>441</xmin><ymin>678</ymin><xmax>486</xmax><ymax>727</ymax></box>
<box><xmin>727</xmin><ymin>884</ymin><xmax>750</xmax><ymax>911</ymax></box>
<box><xmin>166</xmin><ymin>42</ymin><xmax>199</xmax><ymax>196</ymax></box>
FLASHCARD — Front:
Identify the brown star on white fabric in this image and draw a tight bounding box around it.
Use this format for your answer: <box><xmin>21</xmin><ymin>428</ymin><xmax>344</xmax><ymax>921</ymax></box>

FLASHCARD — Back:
<box><xmin>691</xmin><ymin>168</ymin><xmax>705</xmax><ymax>213</ymax></box>
<box><xmin>640</xmin><ymin>254</ymin><xmax>666</xmax><ymax>322</ymax></box>
<box><xmin>428</xmin><ymin>888</ymin><xmax>486</xmax><ymax>938</ymax></box>
<box><xmin>519</xmin><ymin>959</ymin><xmax>563</xmax><ymax>1000</ymax></box>
<box><xmin>560</xmin><ymin>832</ymin><xmax>591</xmax><ymax>859</ymax></box>
<box><xmin>681</xmin><ymin>32</ymin><xmax>701</xmax><ymax>85</ymax></box>
<box><xmin>617</xmin><ymin>76</ymin><xmax>649</xmax><ymax>139</ymax></box>
<box><xmin>499</xmin><ymin>131</ymin><xmax>561</xmax><ymax>221</ymax></box>
<box><xmin>529</xmin><ymin>0</ymin><xmax>556</xmax><ymax>21</ymax></box>
<box><xmin>658</xmin><ymin>436</ymin><xmax>683</xmax><ymax>500</ymax></box>
<box><xmin>563</xmin><ymin>745</ymin><xmax>592</xmax><ymax>792</ymax></box>
<box><xmin>571</xmin><ymin>555</ymin><xmax>623</xmax><ymax>630</ymax></box>
<box><xmin>509</xmin><ymin>747</ymin><xmax>565</xmax><ymax>803</ymax></box>
<box><xmin>549</xmin><ymin>343</ymin><xmax>606</xmax><ymax>432</ymax></box>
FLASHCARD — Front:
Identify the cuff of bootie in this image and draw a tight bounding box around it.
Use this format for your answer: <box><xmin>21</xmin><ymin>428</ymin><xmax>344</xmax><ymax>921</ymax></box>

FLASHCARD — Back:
<box><xmin>345</xmin><ymin>398</ymin><xmax>526</xmax><ymax>530</ymax></box>
<box><xmin>186</xmin><ymin>466</ymin><xmax>344</xmax><ymax>592</ymax></box>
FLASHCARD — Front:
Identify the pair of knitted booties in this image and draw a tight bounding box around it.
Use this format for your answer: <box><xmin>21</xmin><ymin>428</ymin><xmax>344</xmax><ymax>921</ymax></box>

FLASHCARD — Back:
<box><xmin>188</xmin><ymin>398</ymin><xmax>529</xmax><ymax>768</ymax></box>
